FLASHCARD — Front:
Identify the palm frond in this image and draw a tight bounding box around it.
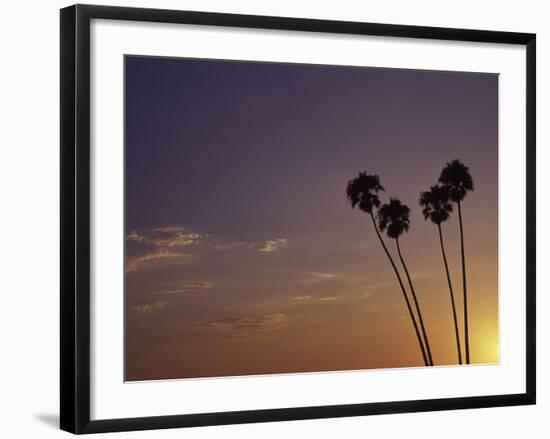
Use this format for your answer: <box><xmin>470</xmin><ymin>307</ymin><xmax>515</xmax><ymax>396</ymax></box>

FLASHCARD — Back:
<box><xmin>419</xmin><ymin>184</ymin><xmax>453</xmax><ymax>225</ymax></box>
<box><xmin>346</xmin><ymin>171</ymin><xmax>384</xmax><ymax>213</ymax></box>
<box><xmin>438</xmin><ymin>159</ymin><xmax>474</xmax><ymax>202</ymax></box>
<box><xmin>377</xmin><ymin>197</ymin><xmax>411</xmax><ymax>239</ymax></box>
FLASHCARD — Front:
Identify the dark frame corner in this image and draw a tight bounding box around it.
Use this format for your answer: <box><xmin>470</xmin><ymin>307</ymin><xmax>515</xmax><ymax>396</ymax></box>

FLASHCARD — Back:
<box><xmin>60</xmin><ymin>4</ymin><xmax>536</xmax><ymax>434</ymax></box>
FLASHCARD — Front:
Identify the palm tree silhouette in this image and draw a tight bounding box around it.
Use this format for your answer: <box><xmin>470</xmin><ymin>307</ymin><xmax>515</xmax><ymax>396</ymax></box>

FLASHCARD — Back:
<box><xmin>419</xmin><ymin>185</ymin><xmax>462</xmax><ymax>364</ymax></box>
<box><xmin>346</xmin><ymin>173</ymin><xmax>429</xmax><ymax>366</ymax></box>
<box><xmin>378</xmin><ymin>198</ymin><xmax>434</xmax><ymax>366</ymax></box>
<box><xmin>439</xmin><ymin>160</ymin><xmax>474</xmax><ymax>364</ymax></box>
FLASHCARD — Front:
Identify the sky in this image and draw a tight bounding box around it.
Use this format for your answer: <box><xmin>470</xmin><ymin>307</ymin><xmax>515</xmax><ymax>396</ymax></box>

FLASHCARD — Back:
<box><xmin>124</xmin><ymin>55</ymin><xmax>498</xmax><ymax>381</ymax></box>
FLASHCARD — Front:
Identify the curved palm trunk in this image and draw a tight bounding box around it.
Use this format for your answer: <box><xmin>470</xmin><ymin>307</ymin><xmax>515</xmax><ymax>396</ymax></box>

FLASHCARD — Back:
<box><xmin>395</xmin><ymin>238</ymin><xmax>434</xmax><ymax>366</ymax></box>
<box><xmin>457</xmin><ymin>201</ymin><xmax>470</xmax><ymax>364</ymax></box>
<box><xmin>437</xmin><ymin>223</ymin><xmax>462</xmax><ymax>364</ymax></box>
<box><xmin>369</xmin><ymin>212</ymin><xmax>429</xmax><ymax>366</ymax></box>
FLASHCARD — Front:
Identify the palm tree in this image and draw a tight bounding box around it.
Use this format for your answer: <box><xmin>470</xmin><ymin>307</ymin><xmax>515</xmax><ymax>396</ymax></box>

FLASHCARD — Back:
<box><xmin>439</xmin><ymin>160</ymin><xmax>474</xmax><ymax>364</ymax></box>
<box><xmin>378</xmin><ymin>198</ymin><xmax>434</xmax><ymax>366</ymax></box>
<box><xmin>419</xmin><ymin>185</ymin><xmax>462</xmax><ymax>364</ymax></box>
<box><xmin>346</xmin><ymin>173</ymin><xmax>429</xmax><ymax>366</ymax></box>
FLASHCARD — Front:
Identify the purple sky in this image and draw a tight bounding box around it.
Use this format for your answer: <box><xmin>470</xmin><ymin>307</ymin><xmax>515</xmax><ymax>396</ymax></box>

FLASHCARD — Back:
<box><xmin>125</xmin><ymin>56</ymin><xmax>498</xmax><ymax>381</ymax></box>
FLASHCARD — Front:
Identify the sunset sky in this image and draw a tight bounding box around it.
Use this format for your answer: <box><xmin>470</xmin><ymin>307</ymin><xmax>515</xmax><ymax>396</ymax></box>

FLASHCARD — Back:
<box><xmin>124</xmin><ymin>56</ymin><xmax>498</xmax><ymax>381</ymax></box>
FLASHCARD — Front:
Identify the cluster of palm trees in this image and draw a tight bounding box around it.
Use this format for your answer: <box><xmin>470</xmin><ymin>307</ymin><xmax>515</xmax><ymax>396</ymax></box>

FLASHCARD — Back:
<box><xmin>346</xmin><ymin>160</ymin><xmax>474</xmax><ymax>366</ymax></box>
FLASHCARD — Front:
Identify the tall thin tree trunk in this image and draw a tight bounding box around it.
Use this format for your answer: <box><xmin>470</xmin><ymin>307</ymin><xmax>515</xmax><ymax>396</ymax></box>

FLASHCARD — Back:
<box><xmin>437</xmin><ymin>223</ymin><xmax>462</xmax><ymax>365</ymax></box>
<box><xmin>457</xmin><ymin>201</ymin><xmax>470</xmax><ymax>364</ymax></box>
<box><xmin>395</xmin><ymin>238</ymin><xmax>434</xmax><ymax>366</ymax></box>
<box><xmin>369</xmin><ymin>212</ymin><xmax>429</xmax><ymax>366</ymax></box>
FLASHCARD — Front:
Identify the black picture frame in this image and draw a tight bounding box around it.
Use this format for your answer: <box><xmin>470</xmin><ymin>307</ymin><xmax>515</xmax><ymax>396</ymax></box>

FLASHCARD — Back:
<box><xmin>60</xmin><ymin>4</ymin><xmax>536</xmax><ymax>434</ymax></box>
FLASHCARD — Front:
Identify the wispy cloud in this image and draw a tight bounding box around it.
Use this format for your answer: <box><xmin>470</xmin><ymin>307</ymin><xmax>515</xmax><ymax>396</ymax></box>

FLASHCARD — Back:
<box><xmin>131</xmin><ymin>301</ymin><xmax>168</xmax><ymax>313</ymax></box>
<box><xmin>152</xmin><ymin>280</ymin><xmax>213</xmax><ymax>295</ymax></box>
<box><xmin>213</xmin><ymin>241</ymin><xmax>249</xmax><ymax>251</ymax></box>
<box><xmin>126</xmin><ymin>248</ymin><xmax>192</xmax><ymax>273</ymax></box>
<box><xmin>365</xmin><ymin>280</ymin><xmax>395</xmax><ymax>290</ymax></box>
<box><xmin>132</xmin><ymin>229</ymin><xmax>291</xmax><ymax>255</ymax></box>
<box><xmin>126</xmin><ymin>226</ymin><xmax>204</xmax><ymax>273</ymax></box>
<box><xmin>309</xmin><ymin>272</ymin><xmax>337</xmax><ymax>280</ymax></box>
<box><xmin>412</xmin><ymin>272</ymin><xmax>431</xmax><ymax>280</ymax></box>
<box><xmin>257</xmin><ymin>238</ymin><xmax>288</xmax><ymax>253</ymax></box>
<box><xmin>292</xmin><ymin>294</ymin><xmax>342</xmax><ymax>303</ymax></box>
<box><xmin>200</xmin><ymin>313</ymin><xmax>287</xmax><ymax>338</ymax></box>
<box><xmin>127</xmin><ymin>227</ymin><xmax>204</xmax><ymax>248</ymax></box>
<box><xmin>127</xmin><ymin>226</ymin><xmax>291</xmax><ymax>272</ymax></box>
<box><xmin>300</xmin><ymin>271</ymin><xmax>338</xmax><ymax>284</ymax></box>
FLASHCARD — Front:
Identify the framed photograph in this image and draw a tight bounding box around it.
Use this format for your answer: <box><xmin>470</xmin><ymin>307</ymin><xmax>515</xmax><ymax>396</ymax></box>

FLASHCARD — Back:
<box><xmin>60</xmin><ymin>4</ymin><xmax>536</xmax><ymax>434</ymax></box>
